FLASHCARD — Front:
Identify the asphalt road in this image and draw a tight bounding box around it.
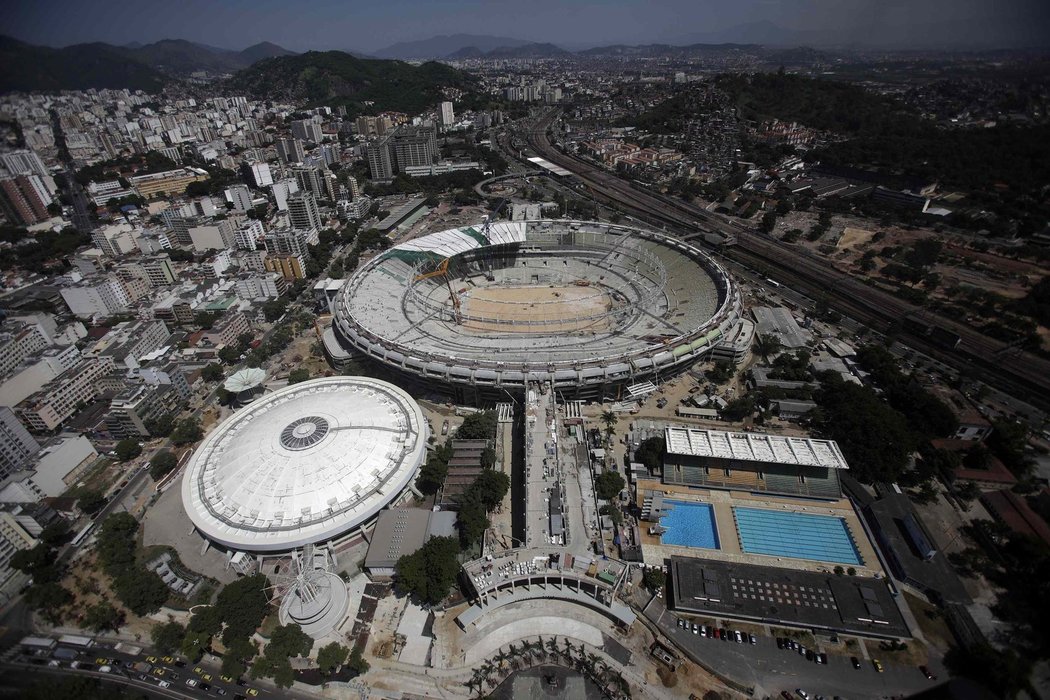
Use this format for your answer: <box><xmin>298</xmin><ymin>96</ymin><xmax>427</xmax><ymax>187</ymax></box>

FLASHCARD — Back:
<box><xmin>4</xmin><ymin>640</ymin><xmax>287</xmax><ymax>699</ymax></box>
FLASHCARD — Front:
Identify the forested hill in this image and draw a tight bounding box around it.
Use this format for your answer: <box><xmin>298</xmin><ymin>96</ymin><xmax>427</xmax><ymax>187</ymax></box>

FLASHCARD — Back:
<box><xmin>227</xmin><ymin>51</ymin><xmax>476</xmax><ymax>116</ymax></box>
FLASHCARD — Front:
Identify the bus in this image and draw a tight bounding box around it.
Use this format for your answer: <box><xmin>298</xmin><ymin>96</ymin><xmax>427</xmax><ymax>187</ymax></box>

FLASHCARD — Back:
<box><xmin>764</xmin><ymin>277</ymin><xmax>781</xmax><ymax>288</ymax></box>
<box><xmin>70</xmin><ymin>523</ymin><xmax>94</xmax><ymax>548</ymax></box>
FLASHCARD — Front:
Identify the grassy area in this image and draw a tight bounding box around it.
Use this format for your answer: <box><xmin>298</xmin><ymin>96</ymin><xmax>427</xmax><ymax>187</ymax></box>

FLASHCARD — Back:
<box><xmin>903</xmin><ymin>591</ymin><xmax>955</xmax><ymax>651</ymax></box>
<box><xmin>62</xmin><ymin>457</ymin><xmax>117</xmax><ymax>498</ymax></box>
<box><xmin>771</xmin><ymin>627</ymin><xmax>817</xmax><ymax>649</ymax></box>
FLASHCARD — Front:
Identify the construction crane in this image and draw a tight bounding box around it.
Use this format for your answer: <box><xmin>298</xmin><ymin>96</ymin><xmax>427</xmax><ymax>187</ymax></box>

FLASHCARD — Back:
<box><xmin>413</xmin><ymin>257</ymin><xmax>462</xmax><ymax>323</ymax></box>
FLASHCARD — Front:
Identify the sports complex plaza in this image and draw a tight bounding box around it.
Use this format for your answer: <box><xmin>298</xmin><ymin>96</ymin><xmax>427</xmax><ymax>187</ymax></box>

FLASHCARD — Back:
<box><xmin>179</xmin><ymin>218</ymin><xmax>908</xmax><ymax>643</ymax></box>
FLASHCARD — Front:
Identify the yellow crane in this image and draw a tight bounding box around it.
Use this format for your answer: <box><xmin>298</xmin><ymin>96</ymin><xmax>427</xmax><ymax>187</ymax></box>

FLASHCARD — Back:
<box><xmin>413</xmin><ymin>257</ymin><xmax>462</xmax><ymax>323</ymax></box>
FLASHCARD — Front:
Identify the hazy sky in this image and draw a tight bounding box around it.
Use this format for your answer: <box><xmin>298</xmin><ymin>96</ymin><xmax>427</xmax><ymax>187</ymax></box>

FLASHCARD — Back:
<box><xmin>2</xmin><ymin>0</ymin><xmax>1048</xmax><ymax>52</ymax></box>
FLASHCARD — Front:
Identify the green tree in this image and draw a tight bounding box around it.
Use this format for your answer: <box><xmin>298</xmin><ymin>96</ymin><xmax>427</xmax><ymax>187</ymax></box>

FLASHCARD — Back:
<box><xmin>249</xmin><ymin>655</ymin><xmax>274</xmax><ymax>679</ymax></box>
<box><xmin>455</xmin><ymin>411</ymin><xmax>497</xmax><ymax>440</ymax></box>
<box><xmin>77</xmin><ymin>489</ymin><xmax>107</xmax><ymax>515</ymax></box>
<box><xmin>594</xmin><ymin>470</ymin><xmax>626</xmax><ymax>500</ymax></box>
<box><xmin>265</xmin><ymin>623</ymin><xmax>314</xmax><ymax>660</ymax></box>
<box><xmin>149</xmin><ymin>450</ymin><xmax>179</xmax><ymax>480</ymax></box>
<box><xmin>24</xmin><ymin>582</ymin><xmax>72</xmax><ymax>617</ymax></box>
<box><xmin>215</xmin><ymin>574</ymin><xmax>271</xmax><ymax>645</ymax></box>
<box><xmin>115</xmin><ymin>438</ymin><xmax>142</xmax><ymax>462</ymax></box>
<box><xmin>222</xmin><ymin>637</ymin><xmax>258</xmax><ymax>679</ymax></box>
<box><xmin>395</xmin><ymin>536</ymin><xmax>461</xmax><ymax>605</ymax></box>
<box><xmin>171</xmin><ymin>417</ymin><xmax>204</xmax><ymax>446</ymax></box>
<box><xmin>95</xmin><ymin>512</ymin><xmax>138</xmax><ymax>573</ymax></box>
<box><xmin>151</xmin><ymin>621</ymin><xmax>186</xmax><ymax>655</ymax></box>
<box><xmin>346</xmin><ymin>644</ymin><xmax>370</xmax><ymax>676</ymax></box>
<box><xmin>83</xmin><ymin>601</ymin><xmax>124</xmax><ymax>632</ymax></box>
<box><xmin>10</xmin><ymin>544</ymin><xmax>62</xmax><ymax>582</ymax></box>
<box><xmin>634</xmin><ymin>437</ymin><xmax>666</xmax><ymax>472</ymax></box>
<box><xmin>271</xmin><ymin>657</ymin><xmax>296</xmax><ymax>688</ymax></box>
<box><xmin>466</xmin><ymin>469</ymin><xmax>510</xmax><ymax>511</ymax></box>
<box><xmin>218</xmin><ymin>345</ymin><xmax>242</xmax><ymax>364</ymax></box>
<box><xmin>287</xmin><ymin>368</ymin><xmax>310</xmax><ymax>384</ymax></box>
<box><xmin>112</xmin><ymin>567</ymin><xmax>169</xmax><ymax>616</ymax></box>
<box><xmin>812</xmin><ymin>374</ymin><xmax>915</xmax><ymax>483</ymax></box>
<box><xmin>316</xmin><ymin>642</ymin><xmax>349</xmax><ymax>675</ymax></box>
<box><xmin>262</xmin><ymin>299</ymin><xmax>288</xmax><ymax>323</ymax></box>
<box><xmin>760</xmin><ymin>210</ymin><xmax>777</xmax><ymax>234</ymax></box>
<box><xmin>38</xmin><ymin>520</ymin><xmax>71</xmax><ymax>548</ymax></box>
<box><xmin>145</xmin><ymin>413</ymin><xmax>175</xmax><ymax>438</ymax></box>
<box><xmin>201</xmin><ymin>363</ymin><xmax>224</xmax><ymax>382</ymax></box>
<box><xmin>642</xmin><ymin>568</ymin><xmax>666</xmax><ymax>593</ymax></box>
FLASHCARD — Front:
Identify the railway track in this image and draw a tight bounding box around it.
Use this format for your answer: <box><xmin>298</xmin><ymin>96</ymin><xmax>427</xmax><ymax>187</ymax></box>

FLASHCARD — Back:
<box><xmin>520</xmin><ymin>112</ymin><xmax>1050</xmax><ymax>409</ymax></box>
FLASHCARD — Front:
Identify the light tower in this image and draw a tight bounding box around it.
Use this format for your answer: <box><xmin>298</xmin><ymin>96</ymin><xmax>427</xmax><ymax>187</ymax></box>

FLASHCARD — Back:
<box><xmin>269</xmin><ymin>543</ymin><xmax>350</xmax><ymax>639</ymax></box>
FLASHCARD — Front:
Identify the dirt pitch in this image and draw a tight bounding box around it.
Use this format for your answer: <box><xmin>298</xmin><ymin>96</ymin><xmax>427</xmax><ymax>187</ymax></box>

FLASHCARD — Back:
<box><xmin>461</xmin><ymin>284</ymin><xmax>614</xmax><ymax>333</ymax></box>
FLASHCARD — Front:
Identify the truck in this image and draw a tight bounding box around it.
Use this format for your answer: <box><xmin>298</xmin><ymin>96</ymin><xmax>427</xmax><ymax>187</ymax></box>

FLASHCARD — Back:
<box><xmin>20</xmin><ymin>636</ymin><xmax>56</xmax><ymax>653</ymax></box>
<box><xmin>57</xmin><ymin>634</ymin><xmax>94</xmax><ymax>648</ymax></box>
<box><xmin>133</xmin><ymin>661</ymin><xmax>154</xmax><ymax>674</ymax></box>
<box><xmin>114</xmin><ymin>642</ymin><xmax>143</xmax><ymax>655</ymax></box>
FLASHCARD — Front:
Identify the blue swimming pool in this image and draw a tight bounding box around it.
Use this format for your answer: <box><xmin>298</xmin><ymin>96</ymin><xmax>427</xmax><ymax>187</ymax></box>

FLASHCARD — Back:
<box><xmin>660</xmin><ymin>500</ymin><xmax>720</xmax><ymax>549</ymax></box>
<box><xmin>733</xmin><ymin>507</ymin><xmax>862</xmax><ymax>565</ymax></box>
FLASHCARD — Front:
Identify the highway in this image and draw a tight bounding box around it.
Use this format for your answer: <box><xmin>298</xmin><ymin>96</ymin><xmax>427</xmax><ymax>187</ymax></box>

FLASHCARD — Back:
<box><xmin>517</xmin><ymin>109</ymin><xmax>1050</xmax><ymax>411</ymax></box>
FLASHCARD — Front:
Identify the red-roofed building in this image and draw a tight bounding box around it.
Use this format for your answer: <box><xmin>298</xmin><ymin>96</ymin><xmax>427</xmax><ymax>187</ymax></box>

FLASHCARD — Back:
<box><xmin>932</xmin><ymin>438</ymin><xmax>1017</xmax><ymax>490</ymax></box>
<box><xmin>981</xmin><ymin>490</ymin><xmax>1050</xmax><ymax>546</ymax></box>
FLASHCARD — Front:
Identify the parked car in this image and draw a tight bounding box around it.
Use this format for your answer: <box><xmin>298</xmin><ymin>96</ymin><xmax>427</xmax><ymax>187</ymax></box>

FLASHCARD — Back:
<box><xmin>920</xmin><ymin>666</ymin><xmax>937</xmax><ymax>680</ymax></box>
<box><xmin>873</xmin><ymin>659</ymin><xmax>884</xmax><ymax>673</ymax></box>
<box><xmin>734</xmin><ymin>630</ymin><xmax>744</xmax><ymax>644</ymax></box>
<box><xmin>851</xmin><ymin>656</ymin><xmax>861</xmax><ymax>669</ymax></box>
<box><xmin>749</xmin><ymin>633</ymin><xmax>757</xmax><ymax>645</ymax></box>
<box><xmin>796</xmin><ymin>690</ymin><xmax>811</xmax><ymax>700</ymax></box>
<box><xmin>777</xmin><ymin>638</ymin><xmax>786</xmax><ymax>649</ymax></box>
<box><xmin>816</xmin><ymin>653</ymin><xmax>827</xmax><ymax>665</ymax></box>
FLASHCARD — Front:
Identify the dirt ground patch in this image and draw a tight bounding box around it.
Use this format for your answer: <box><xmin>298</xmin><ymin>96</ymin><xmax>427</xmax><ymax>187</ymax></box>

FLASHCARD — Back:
<box><xmin>462</xmin><ymin>284</ymin><xmax>613</xmax><ymax>333</ymax></box>
<box><xmin>838</xmin><ymin>226</ymin><xmax>875</xmax><ymax>250</ymax></box>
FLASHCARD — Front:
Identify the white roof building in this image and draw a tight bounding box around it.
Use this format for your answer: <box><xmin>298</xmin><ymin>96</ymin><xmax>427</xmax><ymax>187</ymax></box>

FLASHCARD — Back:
<box><xmin>664</xmin><ymin>427</ymin><xmax>848</xmax><ymax>470</ymax></box>
<box><xmin>181</xmin><ymin>377</ymin><xmax>428</xmax><ymax>552</ymax></box>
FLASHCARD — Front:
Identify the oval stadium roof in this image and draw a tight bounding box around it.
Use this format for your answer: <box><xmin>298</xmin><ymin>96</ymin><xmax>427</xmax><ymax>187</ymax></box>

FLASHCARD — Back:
<box><xmin>181</xmin><ymin>376</ymin><xmax>428</xmax><ymax>552</ymax></box>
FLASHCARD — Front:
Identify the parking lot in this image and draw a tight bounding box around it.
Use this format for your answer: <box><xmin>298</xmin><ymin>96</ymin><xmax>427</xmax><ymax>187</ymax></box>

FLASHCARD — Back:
<box><xmin>645</xmin><ymin>597</ymin><xmax>942</xmax><ymax>699</ymax></box>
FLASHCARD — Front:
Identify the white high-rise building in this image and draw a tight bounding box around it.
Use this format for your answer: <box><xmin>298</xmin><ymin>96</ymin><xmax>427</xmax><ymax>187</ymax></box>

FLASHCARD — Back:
<box><xmin>287</xmin><ymin>191</ymin><xmax>322</xmax><ymax>232</ymax></box>
<box><xmin>235</xmin><ymin>220</ymin><xmax>265</xmax><ymax>251</ymax></box>
<box><xmin>440</xmin><ymin>101</ymin><xmax>455</xmax><ymax>128</ymax></box>
<box><xmin>225</xmin><ymin>184</ymin><xmax>253</xmax><ymax>212</ymax></box>
<box><xmin>0</xmin><ymin>150</ymin><xmax>48</xmax><ymax>179</ymax></box>
<box><xmin>245</xmin><ymin>162</ymin><xmax>273</xmax><ymax>188</ymax></box>
<box><xmin>271</xmin><ymin>179</ymin><xmax>300</xmax><ymax>211</ymax></box>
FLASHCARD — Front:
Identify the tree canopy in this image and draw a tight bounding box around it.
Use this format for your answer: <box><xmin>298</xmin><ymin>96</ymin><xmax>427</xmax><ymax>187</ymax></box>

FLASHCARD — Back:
<box><xmin>149</xmin><ymin>450</ymin><xmax>179</xmax><ymax>480</ymax></box>
<box><xmin>115</xmin><ymin>438</ymin><xmax>142</xmax><ymax>462</ymax></box>
<box><xmin>812</xmin><ymin>374</ymin><xmax>916</xmax><ymax>483</ymax></box>
<box><xmin>316</xmin><ymin>642</ymin><xmax>349</xmax><ymax>675</ymax></box>
<box><xmin>395</xmin><ymin>535</ymin><xmax>461</xmax><ymax>604</ymax></box>
<box><xmin>215</xmin><ymin>573</ymin><xmax>271</xmax><ymax>645</ymax></box>
<box><xmin>595</xmin><ymin>470</ymin><xmax>626</xmax><ymax>500</ymax></box>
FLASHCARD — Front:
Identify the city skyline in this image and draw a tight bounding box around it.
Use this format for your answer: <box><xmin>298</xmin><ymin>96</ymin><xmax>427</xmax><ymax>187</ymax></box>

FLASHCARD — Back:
<box><xmin>2</xmin><ymin>0</ymin><xmax>1049</xmax><ymax>54</ymax></box>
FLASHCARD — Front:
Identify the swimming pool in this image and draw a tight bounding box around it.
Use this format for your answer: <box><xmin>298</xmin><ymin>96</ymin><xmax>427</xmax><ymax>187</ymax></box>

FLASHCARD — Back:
<box><xmin>733</xmin><ymin>507</ymin><xmax>862</xmax><ymax>565</ymax></box>
<box><xmin>660</xmin><ymin>500</ymin><xmax>720</xmax><ymax>549</ymax></box>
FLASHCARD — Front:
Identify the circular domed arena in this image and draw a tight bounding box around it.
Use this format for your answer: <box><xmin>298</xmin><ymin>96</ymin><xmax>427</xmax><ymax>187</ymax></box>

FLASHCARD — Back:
<box><xmin>181</xmin><ymin>376</ymin><xmax>428</xmax><ymax>553</ymax></box>
<box><xmin>331</xmin><ymin>219</ymin><xmax>742</xmax><ymax>401</ymax></box>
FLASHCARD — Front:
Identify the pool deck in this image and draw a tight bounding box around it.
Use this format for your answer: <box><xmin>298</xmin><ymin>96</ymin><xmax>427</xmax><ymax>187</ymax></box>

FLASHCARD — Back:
<box><xmin>636</xmin><ymin>479</ymin><xmax>883</xmax><ymax>577</ymax></box>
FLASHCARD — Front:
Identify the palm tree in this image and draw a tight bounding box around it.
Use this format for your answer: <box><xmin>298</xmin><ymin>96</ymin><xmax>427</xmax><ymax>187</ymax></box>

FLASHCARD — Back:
<box><xmin>545</xmin><ymin>636</ymin><xmax>559</xmax><ymax>661</ymax></box>
<box><xmin>562</xmin><ymin>638</ymin><xmax>575</xmax><ymax>662</ymax></box>
<box><xmin>600</xmin><ymin>410</ymin><xmax>617</xmax><ymax>440</ymax></box>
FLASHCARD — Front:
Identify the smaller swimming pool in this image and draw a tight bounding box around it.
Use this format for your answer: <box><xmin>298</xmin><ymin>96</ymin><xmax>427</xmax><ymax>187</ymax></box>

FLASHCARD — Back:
<box><xmin>734</xmin><ymin>507</ymin><xmax>862</xmax><ymax>565</ymax></box>
<box><xmin>659</xmin><ymin>500</ymin><xmax>720</xmax><ymax>549</ymax></box>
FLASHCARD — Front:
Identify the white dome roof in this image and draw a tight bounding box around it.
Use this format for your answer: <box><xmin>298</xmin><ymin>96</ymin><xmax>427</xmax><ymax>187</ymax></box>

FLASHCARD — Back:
<box><xmin>181</xmin><ymin>376</ymin><xmax>428</xmax><ymax>552</ymax></box>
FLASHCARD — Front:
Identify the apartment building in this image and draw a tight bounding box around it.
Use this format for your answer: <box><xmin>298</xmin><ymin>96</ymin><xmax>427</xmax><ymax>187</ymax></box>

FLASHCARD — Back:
<box><xmin>16</xmin><ymin>357</ymin><xmax>114</xmax><ymax>432</ymax></box>
<box><xmin>0</xmin><ymin>323</ymin><xmax>50</xmax><ymax>377</ymax></box>
<box><xmin>129</xmin><ymin>167</ymin><xmax>208</xmax><ymax>199</ymax></box>
<box><xmin>59</xmin><ymin>277</ymin><xmax>130</xmax><ymax>319</ymax></box>
<box><xmin>0</xmin><ymin>407</ymin><xmax>39</xmax><ymax>479</ymax></box>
